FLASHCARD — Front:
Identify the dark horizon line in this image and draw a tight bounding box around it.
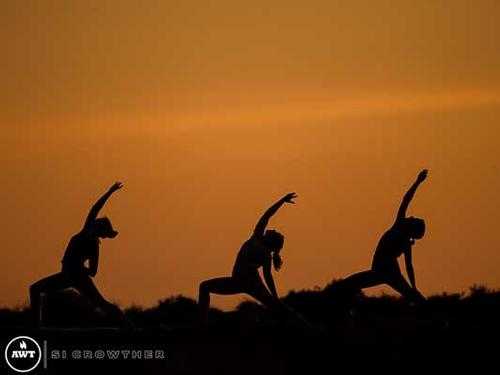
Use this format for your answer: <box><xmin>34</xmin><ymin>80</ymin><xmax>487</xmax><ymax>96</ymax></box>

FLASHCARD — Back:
<box><xmin>1</xmin><ymin>282</ymin><xmax>496</xmax><ymax>311</ymax></box>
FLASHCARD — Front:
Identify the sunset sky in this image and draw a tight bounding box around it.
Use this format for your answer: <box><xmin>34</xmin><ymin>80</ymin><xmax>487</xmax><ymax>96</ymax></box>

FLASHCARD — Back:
<box><xmin>1</xmin><ymin>1</ymin><xmax>499</xmax><ymax>310</ymax></box>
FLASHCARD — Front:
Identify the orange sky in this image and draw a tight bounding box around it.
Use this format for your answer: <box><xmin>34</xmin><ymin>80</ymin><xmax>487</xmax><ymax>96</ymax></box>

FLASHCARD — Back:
<box><xmin>1</xmin><ymin>1</ymin><xmax>499</xmax><ymax>310</ymax></box>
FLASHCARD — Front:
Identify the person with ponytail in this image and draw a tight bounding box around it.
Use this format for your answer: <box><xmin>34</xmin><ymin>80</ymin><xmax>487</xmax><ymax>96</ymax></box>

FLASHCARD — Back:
<box><xmin>334</xmin><ymin>169</ymin><xmax>429</xmax><ymax>303</ymax></box>
<box><xmin>199</xmin><ymin>193</ymin><xmax>301</xmax><ymax>322</ymax></box>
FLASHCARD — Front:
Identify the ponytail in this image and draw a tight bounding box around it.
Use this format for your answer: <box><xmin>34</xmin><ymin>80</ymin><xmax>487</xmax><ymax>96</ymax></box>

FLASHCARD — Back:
<box><xmin>264</xmin><ymin>229</ymin><xmax>284</xmax><ymax>271</ymax></box>
<box><xmin>272</xmin><ymin>252</ymin><xmax>283</xmax><ymax>271</ymax></box>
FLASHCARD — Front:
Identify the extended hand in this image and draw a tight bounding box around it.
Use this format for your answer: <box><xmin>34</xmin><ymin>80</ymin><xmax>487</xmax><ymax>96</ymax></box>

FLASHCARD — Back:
<box><xmin>417</xmin><ymin>169</ymin><xmax>428</xmax><ymax>183</ymax></box>
<box><xmin>108</xmin><ymin>181</ymin><xmax>123</xmax><ymax>193</ymax></box>
<box><xmin>282</xmin><ymin>192</ymin><xmax>298</xmax><ymax>204</ymax></box>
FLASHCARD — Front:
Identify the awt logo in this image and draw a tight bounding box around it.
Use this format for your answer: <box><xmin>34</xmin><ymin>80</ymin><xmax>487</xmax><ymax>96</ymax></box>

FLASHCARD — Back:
<box><xmin>4</xmin><ymin>336</ymin><xmax>41</xmax><ymax>373</ymax></box>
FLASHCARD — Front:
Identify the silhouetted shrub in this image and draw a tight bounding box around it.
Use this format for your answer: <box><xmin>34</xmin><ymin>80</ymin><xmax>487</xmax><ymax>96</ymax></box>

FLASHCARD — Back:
<box><xmin>6</xmin><ymin>284</ymin><xmax>500</xmax><ymax>331</ymax></box>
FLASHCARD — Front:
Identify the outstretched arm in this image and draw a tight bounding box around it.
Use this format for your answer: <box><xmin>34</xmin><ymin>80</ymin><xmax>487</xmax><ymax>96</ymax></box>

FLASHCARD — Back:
<box><xmin>404</xmin><ymin>248</ymin><xmax>417</xmax><ymax>289</ymax></box>
<box><xmin>83</xmin><ymin>182</ymin><xmax>123</xmax><ymax>231</ymax></box>
<box><xmin>263</xmin><ymin>258</ymin><xmax>279</xmax><ymax>300</ymax></box>
<box><xmin>395</xmin><ymin>169</ymin><xmax>428</xmax><ymax>224</ymax></box>
<box><xmin>254</xmin><ymin>192</ymin><xmax>297</xmax><ymax>237</ymax></box>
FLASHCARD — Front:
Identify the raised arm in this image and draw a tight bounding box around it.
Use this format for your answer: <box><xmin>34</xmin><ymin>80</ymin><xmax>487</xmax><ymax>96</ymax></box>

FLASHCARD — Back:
<box><xmin>263</xmin><ymin>257</ymin><xmax>279</xmax><ymax>300</ymax></box>
<box><xmin>83</xmin><ymin>182</ymin><xmax>123</xmax><ymax>231</ymax></box>
<box><xmin>395</xmin><ymin>169</ymin><xmax>428</xmax><ymax>224</ymax></box>
<box><xmin>253</xmin><ymin>192</ymin><xmax>297</xmax><ymax>237</ymax></box>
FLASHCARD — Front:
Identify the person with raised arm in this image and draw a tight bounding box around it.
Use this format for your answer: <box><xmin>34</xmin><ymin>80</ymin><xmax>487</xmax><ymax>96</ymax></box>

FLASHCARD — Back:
<box><xmin>198</xmin><ymin>193</ymin><xmax>304</xmax><ymax>323</ymax></box>
<box><xmin>335</xmin><ymin>170</ymin><xmax>429</xmax><ymax>302</ymax></box>
<box><xmin>30</xmin><ymin>182</ymin><xmax>133</xmax><ymax>328</ymax></box>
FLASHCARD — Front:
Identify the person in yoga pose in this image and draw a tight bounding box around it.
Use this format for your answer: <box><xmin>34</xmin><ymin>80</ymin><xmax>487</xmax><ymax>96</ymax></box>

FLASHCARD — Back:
<box><xmin>30</xmin><ymin>182</ymin><xmax>133</xmax><ymax>327</ymax></box>
<box><xmin>337</xmin><ymin>169</ymin><xmax>429</xmax><ymax>303</ymax></box>
<box><xmin>199</xmin><ymin>193</ymin><xmax>303</xmax><ymax>322</ymax></box>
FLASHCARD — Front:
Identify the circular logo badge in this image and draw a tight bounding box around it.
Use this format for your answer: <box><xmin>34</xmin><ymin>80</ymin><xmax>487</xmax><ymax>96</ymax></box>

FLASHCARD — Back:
<box><xmin>4</xmin><ymin>336</ymin><xmax>41</xmax><ymax>373</ymax></box>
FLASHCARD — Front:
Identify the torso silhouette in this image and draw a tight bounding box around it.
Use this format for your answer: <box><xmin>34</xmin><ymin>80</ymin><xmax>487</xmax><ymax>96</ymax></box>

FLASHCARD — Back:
<box><xmin>232</xmin><ymin>235</ymin><xmax>270</xmax><ymax>281</ymax></box>
<box><xmin>61</xmin><ymin>230</ymin><xmax>99</xmax><ymax>274</ymax></box>
<box><xmin>372</xmin><ymin>223</ymin><xmax>412</xmax><ymax>273</ymax></box>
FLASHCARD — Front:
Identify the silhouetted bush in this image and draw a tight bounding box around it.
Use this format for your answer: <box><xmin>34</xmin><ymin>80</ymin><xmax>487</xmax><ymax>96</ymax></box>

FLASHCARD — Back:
<box><xmin>5</xmin><ymin>283</ymin><xmax>500</xmax><ymax>331</ymax></box>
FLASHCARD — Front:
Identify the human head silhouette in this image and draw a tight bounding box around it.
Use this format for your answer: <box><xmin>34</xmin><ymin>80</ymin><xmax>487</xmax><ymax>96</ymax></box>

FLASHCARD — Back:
<box><xmin>93</xmin><ymin>217</ymin><xmax>118</xmax><ymax>239</ymax></box>
<box><xmin>263</xmin><ymin>229</ymin><xmax>284</xmax><ymax>270</ymax></box>
<box><xmin>404</xmin><ymin>216</ymin><xmax>425</xmax><ymax>240</ymax></box>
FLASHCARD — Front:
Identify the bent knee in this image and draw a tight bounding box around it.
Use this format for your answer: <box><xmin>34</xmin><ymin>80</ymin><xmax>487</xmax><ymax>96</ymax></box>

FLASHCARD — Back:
<box><xmin>30</xmin><ymin>282</ymin><xmax>42</xmax><ymax>295</ymax></box>
<box><xmin>199</xmin><ymin>280</ymin><xmax>210</xmax><ymax>294</ymax></box>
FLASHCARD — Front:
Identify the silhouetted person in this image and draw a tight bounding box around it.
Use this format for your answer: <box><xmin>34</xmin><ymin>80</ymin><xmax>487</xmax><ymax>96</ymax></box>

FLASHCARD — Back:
<box><xmin>337</xmin><ymin>170</ymin><xmax>429</xmax><ymax>303</ymax></box>
<box><xmin>30</xmin><ymin>182</ymin><xmax>133</xmax><ymax>328</ymax></box>
<box><xmin>199</xmin><ymin>193</ymin><xmax>305</xmax><ymax>323</ymax></box>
